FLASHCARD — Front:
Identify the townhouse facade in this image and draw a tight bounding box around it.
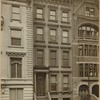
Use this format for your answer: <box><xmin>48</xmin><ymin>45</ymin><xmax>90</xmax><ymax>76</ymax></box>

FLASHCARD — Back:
<box><xmin>1</xmin><ymin>0</ymin><xmax>99</xmax><ymax>100</ymax></box>
<box><xmin>72</xmin><ymin>0</ymin><xmax>99</xmax><ymax>100</ymax></box>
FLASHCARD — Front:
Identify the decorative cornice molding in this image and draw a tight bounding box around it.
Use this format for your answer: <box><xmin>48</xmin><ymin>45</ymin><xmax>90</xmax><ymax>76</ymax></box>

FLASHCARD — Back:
<box><xmin>6</xmin><ymin>51</ymin><xmax>26</xmax><ymax>57</ymax></box>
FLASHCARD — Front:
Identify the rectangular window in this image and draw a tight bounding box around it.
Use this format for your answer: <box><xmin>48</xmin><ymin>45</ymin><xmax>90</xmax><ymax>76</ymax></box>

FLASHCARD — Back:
<box><xmin>62</xmin><ymin>30</ymin><xmax>69</xmax><ymax>43</ymax></box>
<box><xmin>79</xmin><ymin>64</ymin><xmax>84</xmax><ymax>77</ymax></box>
<box><xmin>85</xmin><ymin>64</ymin><xmax>89</xmax><ymax>77</ymax></box>
<box><xmin>36</xmin><ymin>27</ymin><xmax>43</xmax><ymax>41</ymax></box>
<box><xmin>93</xmin><ymin>46</ymin><xmax>97</xmax><ymax>56</ymax></box>
<box><xmin>85</xmin><ymin>7</ymin><xmax>90</xmax><ymax>16</ymax></box>
<box><xmin>89</xmin><ymin>45</ymin><xmax>92</xmax><ymax>56</ymax></box>
<box><xmin>79</xmin><ymin>45</ymin><xmax>83</xmax><ymax>56</ymax></box>
<box><xmin>62</xmin><ymin>52</ymin><xmax>69</xmax><ymax>67</ymax></box>
<box><xmin>36</xmin><ymin>50</ymin><xmax>44</xmax><ymax>66</ymax></box>
<box><xmin>50</xmin><ymin>10</ymin><xmax>56</xmax><ymax>20</ymax></box>
<box><xmin>50</xmin><ymin>29</ymin><xmax>56</xmax><ymax>42</ymax></box>
<box><xmin>85</xmin><ymin>7</ymin><xmax>95</xmax><ymax>17</ymax></box>
<box><xmin>84</xmin><ymin>45</ymin><xmax>88</xmax><ymax>56</ymax></box>
<box><xmin>11</xmin><ymin>29</ymin><xmax>21</xmax><ymax>46</ymax></box>
<box><xmin>10</xmin><ymin>58</ymin><xmax>22</xmax><ymax>78</ymax></box>
<box><xmin>90</xmin><ymin>8</ymin><xmax>95</xmax><ymax>17</ymax></box>
<box><xmin>10</xmin><ymin>88</ymin><xmax>23</xmax><ymax>100</ymax></box>
<box><xmin>63</xmin><ymin>75</ymin><xmax>69</xmax><ymax>91</ymax></box>
<box><xmin>36</xmin><ymin>8</ymin><xmax>43</xmax><ymax>19</ymax></box>
<box><xmin>12</xmin><ymin>5</ymin><xmax>20</xmax><ymax>21</ymax></box>
<box><xmin>50</xmin><ymin>75</ymin><xmax>57</xmax><ymax>92</ymax></box>
<box><xmin>62</xmin><ymin>12</ymin><xmax>68</xmax><ymax>22</ymax></box>
<box><xmin>50</xmin><ymin>50</ymin><xmax>56</xmax><ymax>66</ymax></box>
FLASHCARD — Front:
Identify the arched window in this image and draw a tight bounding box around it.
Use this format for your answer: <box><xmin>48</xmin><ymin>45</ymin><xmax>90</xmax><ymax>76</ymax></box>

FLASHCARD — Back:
<box><xmin>79</xmin><ymin>85</ymin><xmax>89</xmax><ymax>100</ymax></box>
<box><xmin>78</xmin><ymin>24</ymin><xmax>98</xmax><ymax>40</ymax></box>
<box><xmin>92</xmin><ymin>85</ymin><xmax>99</xmax><ymax>97</ymax></box>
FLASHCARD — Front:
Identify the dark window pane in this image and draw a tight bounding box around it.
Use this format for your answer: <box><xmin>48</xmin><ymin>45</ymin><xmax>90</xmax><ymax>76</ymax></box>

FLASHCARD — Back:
<box><xmin>11</xmin><ymin>64</ymin><xmax>16</xmax><ymax>78</ymax></box>
<box><xmin>17</xmin><ymin>64</ymin><xmax>22</xmax><ymax>78</ymax></box>
<box><xmin>11</xmin><ymin>38</ymin><xmax>21</xmax><ymax>46</ymax></box>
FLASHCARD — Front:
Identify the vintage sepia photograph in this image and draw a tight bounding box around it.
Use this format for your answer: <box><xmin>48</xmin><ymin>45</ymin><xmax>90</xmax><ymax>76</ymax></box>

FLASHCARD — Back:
<box><xmin>0</xmin><ymin>0</ymin><xmax>99</xmax><ymax>100</ymax></box>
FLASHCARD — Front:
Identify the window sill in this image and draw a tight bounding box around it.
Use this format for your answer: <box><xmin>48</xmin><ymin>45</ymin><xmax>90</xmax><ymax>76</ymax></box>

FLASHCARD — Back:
<box><xmin>35</xmin><ymin>40</ymin><xmax>45</xmax><ymax>43</ymax></box>
<box><xmin>49</xmin><ymin>66</ymin><xmax>58</xmax><ymax>68</ymax></box>
<box><xmin>61</xmin><ymin>21</ymin><xmax>70</xmax><ymax>24</ymax></box>
<box><xmin>48</xmin><ymin>19</ymin><xmax>58</xmax><ymax>23</ymax></box>
<box><xmin>49</xmin><ymin>41</ymin><xmax>58</xmax><ymax>44</ymax></box>
<box><xmin>61</xmin><ymin>66</ymin><xmax>71</xmax><ymax>68</ymax></box>
<box><xmin>61</xmin><ymin>43</ymin><xmax>70</xmax><ymax>45</ymax></box>
<box><xmin>34</xmin><ymin>18</ymin><xmax>45</xmax><ymax>21</ymax></box>
<box><xmin>8</xmin><ymin>45</ymin><xmax>24</xmax><ymax>48</ymax></box>
<box><xmin>11</xmin><ymin>19</ymin><xmax>21</xmax><ymax>23</ymax></box>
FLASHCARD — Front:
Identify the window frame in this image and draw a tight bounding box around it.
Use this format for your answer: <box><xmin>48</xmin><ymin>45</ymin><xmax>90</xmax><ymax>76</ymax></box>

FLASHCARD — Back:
<box><xmin>50</xmin><ymin>50</ymin><xmax>57</xmax><ymax>67</ymax></box>
<box><xmin>50</xmin><ymin>74</ymin><xmax>58</xmax><ymax>92</ymax></box>
<box><xmin>11</xmin><ymin>4</ymin><xmax>21</xmax><ymax>22</ymax></box>
<box><xmin>9</xmin><ymin>27</ymin><xmax>23</xmax><ymax>47</ymax></box>
<box><xmin>85</xmin><ymin>6</ymin><xmax>95</xmax><ymax>17</ymax></box>
<box><xmin>49</xmin><ymin>9</ymin><xmax>56</xmax><ymax>21</ymax></box>
<box><xmin>36</xmin><ymin>27</ymin><xmax>44</xmax><ymax>42</ymax></box>
<box><xmin>62</xmin><ymin>51</ymin><xmax>69</xmax><ymax>67</ymax></box>
<box><xmin>62</xmin><ymin>11</ymin><xmax>68</xmax><ymax>22</ymax></box>
<box><xmin>10</xmin><ymin>57</ymin><xmax>22</xmax><ymax>78</ymax></box>
<box><xmin>36</xmin><ymin>49</ymin><xmax>44</xmax><ymax>66</ymax></box>
<box><xmin>36</xmin><ymin>8</ymin><xmax>43</xmax><ymax>19</ymax></box>
<box><xmin>62</xmin><ymin>30</ymin><xmax>69</xmax><ymax>43</ymax></box>
<box><xmin>49</xmin><ymin>28</ymin><xmax>57</xmax><ymax>43</ymax></box>
<box><xmin>62</xmin><ymin>74</ymin><xmax>69</xmax><ymax>92</ymax></box>
<box><xmin>10</xmin><ymin>88</ymin><xmax>23</xmax><ymax>100</ymax></box>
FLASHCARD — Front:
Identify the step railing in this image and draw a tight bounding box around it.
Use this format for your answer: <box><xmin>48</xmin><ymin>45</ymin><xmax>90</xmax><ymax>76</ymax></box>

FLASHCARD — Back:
<box><xmin>34</xmin><ymin>92</ymin><xmax>37</xmax><ymax>100</ymax></box>
<box><xmin>48</xmin><ymin>92</ymin><xmax>51</xmax><ymax>100</ymax></box>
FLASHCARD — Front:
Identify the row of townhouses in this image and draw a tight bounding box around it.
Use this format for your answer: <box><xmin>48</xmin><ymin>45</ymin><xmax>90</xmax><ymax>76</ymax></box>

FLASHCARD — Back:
<box><xmin>1</xmin><ymin>0</ymin><xmax>99</xmax><ymax>100</ymax></box>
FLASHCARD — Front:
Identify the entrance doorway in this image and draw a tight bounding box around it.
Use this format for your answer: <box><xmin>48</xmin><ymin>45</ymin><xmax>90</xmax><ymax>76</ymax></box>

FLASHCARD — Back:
<box><xmin>36</xmin><ymin>73</ymin><xmax>46</xmax><ymax>96</ymax></box>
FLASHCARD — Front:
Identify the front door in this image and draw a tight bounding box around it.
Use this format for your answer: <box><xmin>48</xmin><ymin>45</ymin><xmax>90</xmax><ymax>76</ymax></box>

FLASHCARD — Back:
<box><xmin>36</xmin><ymin>73</ymin><xmax>46</xmax><ymax>96</ymax></box>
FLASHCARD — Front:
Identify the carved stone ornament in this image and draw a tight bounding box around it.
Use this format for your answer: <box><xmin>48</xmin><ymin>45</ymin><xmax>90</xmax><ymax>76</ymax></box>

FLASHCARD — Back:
<box><xmin>6</xmin><ymin>52</ymin><xmax>26</xmax><ymax>57</ymax></box>
<box><xmin>1</xmin><ymin>16</ymin><xmax>4</xmax><ymax>31</ymax></box>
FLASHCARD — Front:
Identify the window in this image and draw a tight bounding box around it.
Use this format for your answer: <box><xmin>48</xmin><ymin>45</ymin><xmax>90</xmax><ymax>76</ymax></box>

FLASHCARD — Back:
<box><xmin>50</xmin><ymin>10</ymin><xmax>56</xmax><ymax>20</ymax></box>
<box><xmin>10</xmin><ymin>88</ymin><xmax>23</xmax><ymax>100</ymax></box>
<box><xmin>50</xmin><ymin>29</ymin><xmax>56</xmax><ymax>42</ymax></box>
<box><xmin>93</xmin><ymin>46</ymin><xmax>97</xmax><ymax>56</ymax></box>
<box><xmin>10</xmin><ymin>58</ymin><xmax>22</xmax><ymax>78</ymax></box>
<box><xmin>79</xmin><ymin>63</ymin><xmax>98</xmax><ymax>77</ymax></box>
<box><xmin>85</xmin><ymin>27</ymin><xmax>92</xmax><ymax>38</ymax></box>
<box><xmin>36</xmin><ymin>8</ymin><xmax>43</xmax><ymax>19</ymax></box>
<box><xmin>84</xmin><ymin>45</ymin><xmax>88</xmax><ymax>56</ymax></box>
<box><xmin>62</xmin><ymin>12</ymin><xmax>68</xmax><ymax>22</ymax></box>
<box><xmin>62</xmin><ymin>30</ymin><xmax>69</xmax><ymax>43</ymax></box>
<box><xmin>63</xmin><ymin>75</ymin><xmax>69</xmax><ymax>91</ymax></box>
<box><xmin>50</xmin><ymin>50</ymin><xmax>56</xmax><ymax>66</ymax></box>
<box><xmin>50</xmin><ymin>75</ymin><xmax>57</xmax><ymax>92</ymax></box>
<box><xmin>79</xmin><ymin>45</ymin><xmax>83</xmax><ymax>56</ymax></box>
<box><xmin>11</xmin><ymin>29</ymin><xmax>21</xmax><ymax>46</ymax></box>
<box><xmin>79</xmin><ymin>64</ymin><xmax>84</xmax><ymax>77</ymax></box>
<box><xmin>85</xmin><ymin>7</ymin><xmax>95</xmax><ymax>17</ymax></box>
<box><xmin>36</xmin><ymin>50</ymin><xmax>44</xmax><ymax>66</ymax></box>
<box><xmin>78</xmin><ymin>25</ymin><xmax>98</xmax><ymax>40</ymax></box>
<box><xmin>36</xmin><ymin>27</ymin><xmax>43</xmax><ymax>41</ymax></box>
<box><xmin>12</xmin><ymin>5</ymin><xmax>20</xmax><ymax>21</ymax></box>
<box><xmin>89</xmin><ymin>45</ymin><xmax>92</xmax><ymax>56</ymax></box>
<box><xmin>62</xmin><ymin>52</ymin><xmax>69</xmax><ymax>67</ymax></box>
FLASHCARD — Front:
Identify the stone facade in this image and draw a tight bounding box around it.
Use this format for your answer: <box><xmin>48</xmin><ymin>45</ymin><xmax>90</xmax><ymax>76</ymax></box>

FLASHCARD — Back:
<box><xmin>1</xmin><ymin>0</ymin><xmax>99</xmax><ymax>100</ymax></box>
